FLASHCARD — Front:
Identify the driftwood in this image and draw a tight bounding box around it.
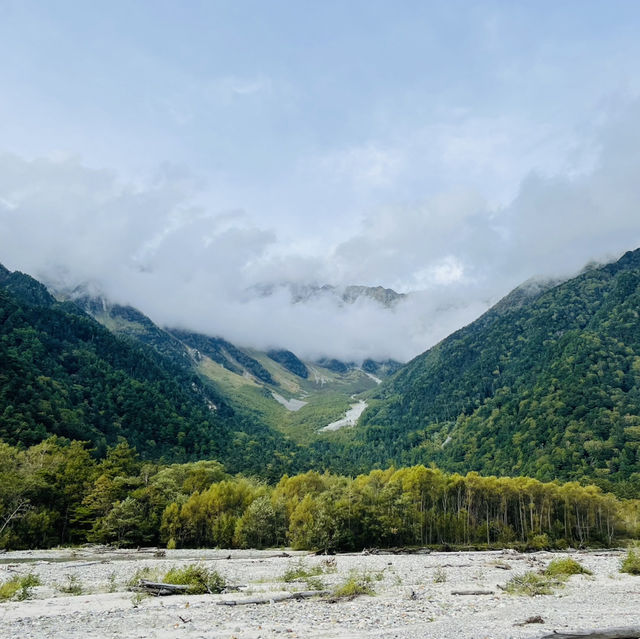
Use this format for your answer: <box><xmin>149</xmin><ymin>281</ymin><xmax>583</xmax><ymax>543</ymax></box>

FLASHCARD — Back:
<box><xmin>450</xmin><ymin>589</ymin><xmax>495</xmax><ymax>596</ymax></box>
<box><xmin>130</xmin><ymin>580</ymin><xmax>190</xmax><ymax>596</ymax></box>
<box><xmin>362</xmin><ymin>547</ymin><xmax>432</xmax><ymax>556</ymax></box>
<box><xmin>538</xmin><ymin>628</ymin><xmax>640</xmax><ymax>639</ymax></box>
<box><xmin>217</xmin><ymin>590</ymin><xmax>329</xmax><ymax>606</ymax></box>
<box><xmin>208</xmin><ymin>552</ymin><xmax>290</xmax><ymax>561</ymax></box>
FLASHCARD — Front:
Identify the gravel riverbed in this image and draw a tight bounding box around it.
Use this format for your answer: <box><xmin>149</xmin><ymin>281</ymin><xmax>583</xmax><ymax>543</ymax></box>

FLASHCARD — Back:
<box><xmin>1</xmin><ymin>548</ymin><xmax>638</xmax><ymax>639</ymax></box>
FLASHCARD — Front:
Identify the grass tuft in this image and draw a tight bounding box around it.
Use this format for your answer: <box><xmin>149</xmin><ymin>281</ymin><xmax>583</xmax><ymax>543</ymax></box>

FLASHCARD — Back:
<box><xmin>331</xmin><ymin>570</ymin><xmax>376</xmax><ymax>599</ymax></box>
<box><xmin>433</xmin><ymin>566</ymin><xmax>447</xmax><ymax>583</ymax></box>
<box><xmin>126</xmin><ymin>566</ymin><xmax>159</xmax><ymax>587</ymax></box>
<box><xmin>281</xmin><ymin>560</ymin><xmax>324</xmax><ymax>583</ymax></box>
<box><xmin>57</xmin><ymin>574</ymin><xmax>83</xmax><ymax>595</ymax></box>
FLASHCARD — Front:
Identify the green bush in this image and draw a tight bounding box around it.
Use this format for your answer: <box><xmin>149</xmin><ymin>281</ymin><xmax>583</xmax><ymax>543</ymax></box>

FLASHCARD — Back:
<box><xmin>620</xmin><ymin>548</ymin><xmax>640</xmax><ymax>575</ymax></box>
<box><xmin>544</xmin><ymin>558</ymin><xmax>592</xmax><ymax>577</ymax></box>
<box><xmin>331</xmin><ymin>570</ymin><xmax>375</xmax><ymax>599</ymax></box>
<box><xmin>0</xmin><ymin>573</ymin><xmax>41</xmax><ymax>601</ymax></box>
<box><xmin>526</xmin><ymin>534</ymin><xmax>551</xmax><ymax>551</ymax></box>
<box><xmin>162</xmin><ymin>564</ymin><xmax>226</xmax><ymax>594</ymax></box>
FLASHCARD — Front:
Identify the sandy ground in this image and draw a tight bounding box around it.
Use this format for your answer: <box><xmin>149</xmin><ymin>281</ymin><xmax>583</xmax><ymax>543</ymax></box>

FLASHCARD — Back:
<box><xmin>1</xmin><ymin>547</ymin><xmax>639</xmax><ymax>639</ymax></box>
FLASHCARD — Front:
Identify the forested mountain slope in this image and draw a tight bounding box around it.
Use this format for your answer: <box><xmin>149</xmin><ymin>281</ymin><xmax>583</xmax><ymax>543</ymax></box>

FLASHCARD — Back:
<box><xmin>358</xmin><ymin>249</ymin><xmax>640</xmax><ymax>487</ymax></box>
<box><xmin>0</xmin><ymin>266</ymin><xmax>302</xmax><ymax>477</ymax></box>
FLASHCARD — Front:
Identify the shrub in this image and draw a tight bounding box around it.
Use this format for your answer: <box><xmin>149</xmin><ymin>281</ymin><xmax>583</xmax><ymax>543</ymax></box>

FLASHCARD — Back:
<box><xmin>304</xmin><ymin>576</ymin><xmax>326</xmax><ymax>590</ymax></box>
<box><xmin>526</xmin><ymin>534</ymin><xmax>550</xmax><ymax>551</ymax></box>
<box><xmin>503</xmin><ymin>572</ymin><xmax>558</xmax><ymax>596</ymax></box>
<box><xmin>162</xmin><ymin>564</ymin><xmax>226</xmax><ymax>594</ymax></box>
<box><xmin>620</xmin><ymin>548</ymin><xmax>640</xmax><ymax>575</ymax></box>
<box><xmin>545</xmin><ymin>558</ymin><xmax>592</xmax><ymax>577</ymax></box>
<box><xmin>0</xmin><ymin>573</ymin><xmax>41</xmax><ymax>601</ymax></box>
<box><xmin>433</xmin><ymin>567</ymin><xmax>447</xmax><ymax>583</ymax></box>
<box><xmin>57</xmin><ymin>574</ymin><xmax>83</xmax><ymax>595</ymax></box>
<box><xmin>331</xmin><ymin>570</ymin><xmax>375</xmax><ymax>599</ymax></box>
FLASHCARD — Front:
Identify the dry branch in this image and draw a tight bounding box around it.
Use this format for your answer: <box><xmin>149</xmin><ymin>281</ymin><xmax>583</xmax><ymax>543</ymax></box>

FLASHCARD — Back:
<box><xmin>450</xmin><ymin>589</ymin><xmax>495</xmax><ymax>596</ymax></box>
<box><xmin>130</xmin><ymin>580</ymin><xmax>190</xmax><ymax>596</ymax></box>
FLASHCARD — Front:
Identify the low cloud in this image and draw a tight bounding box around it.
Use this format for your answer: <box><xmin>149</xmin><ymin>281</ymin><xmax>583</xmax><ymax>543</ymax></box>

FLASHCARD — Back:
<box><xmin>1</xmin><ymin>100</ymin><xmax>640</xmax><ymax>362</ymax></box>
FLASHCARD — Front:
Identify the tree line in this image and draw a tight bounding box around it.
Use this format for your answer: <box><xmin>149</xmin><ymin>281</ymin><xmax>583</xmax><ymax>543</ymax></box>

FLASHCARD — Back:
<box><xmin>1</xmin><ymin>437</ymin><xmax>638</xmax><ymax>551</ymax></box>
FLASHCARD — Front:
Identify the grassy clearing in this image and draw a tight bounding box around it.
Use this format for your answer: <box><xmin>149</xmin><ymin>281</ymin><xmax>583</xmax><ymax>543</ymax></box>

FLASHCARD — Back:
<box><xmin>620</xmin><ymin>547</ymin><xmax>640</xmax><ymax>575</ymax></box>
<box><xmin>544</xmin><ymin>558</ymin><xmax>592</xmax><ymax>577</ymax></box>
<box><xmin>0</xmin><ymin>573</ymin><xmax>41</xmax><ymax>601</ymax></box>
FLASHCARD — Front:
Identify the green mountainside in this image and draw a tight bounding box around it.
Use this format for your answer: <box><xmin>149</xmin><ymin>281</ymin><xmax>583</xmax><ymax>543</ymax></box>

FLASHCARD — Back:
<box><xmin>69</xmin><ymin>292</ymin><xmax>397</xmax><ymax>445</ymax></box>
<box><xmin>357</xmin><ymin>249</ymin><xmax>640</xmax><ymax>489</ymax></box>
<box><xmin>0</xmin><ymin>267</ymin><xmax>302</xmax><ymax>477</ymax></box>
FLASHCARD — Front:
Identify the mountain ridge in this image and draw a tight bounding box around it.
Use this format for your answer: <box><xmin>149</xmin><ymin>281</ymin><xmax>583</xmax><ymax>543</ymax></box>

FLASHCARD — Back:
<box><xmin>357</xmin><ymin>248</ymin><xmax>640</xmax><ymax>487</ymax></box>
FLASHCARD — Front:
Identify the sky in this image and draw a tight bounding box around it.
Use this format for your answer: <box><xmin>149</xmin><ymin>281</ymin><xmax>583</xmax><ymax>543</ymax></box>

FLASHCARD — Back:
<box><xmin>1</xmin><ymin>0</ymin><xmax>640</xmax><ymax>362</ymax></box>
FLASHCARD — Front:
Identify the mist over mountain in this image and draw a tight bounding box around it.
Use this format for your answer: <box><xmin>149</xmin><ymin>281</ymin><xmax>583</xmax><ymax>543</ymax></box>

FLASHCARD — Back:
<box><xmin>2</xmin><ymin>98</ymin><xmax>640</xmax><ymax>363</ymax></box>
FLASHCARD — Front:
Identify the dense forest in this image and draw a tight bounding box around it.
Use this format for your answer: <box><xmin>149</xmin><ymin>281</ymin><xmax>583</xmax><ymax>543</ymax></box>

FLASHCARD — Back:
<box><xmin>1</xmin><ymin>437</ymin><xmax>638</xmax><ymax>551</ymax></box>
<box><xmin>0</xmin><ymin>266</ymin><xmax>302</xmax><ymax>478</ymax></box>
<box><xmin>358</xmin><ymin>249</ymin><xmax>640</xmax><ymax>490</ymax></box>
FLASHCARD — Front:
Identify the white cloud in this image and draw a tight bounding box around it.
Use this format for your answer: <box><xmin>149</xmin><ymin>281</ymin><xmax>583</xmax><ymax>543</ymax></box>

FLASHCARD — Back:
<box><xmin>1</xmin><ymin>99</ymin><xmax>640</xmax><ymax>363</ymax></box>
<box><xmin>313</xmin><ymin>144</ymin><xmax>404</xmax><ymax>190</ymax></box>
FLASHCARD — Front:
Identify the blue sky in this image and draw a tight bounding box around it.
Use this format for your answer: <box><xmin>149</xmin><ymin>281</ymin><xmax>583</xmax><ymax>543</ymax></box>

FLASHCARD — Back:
<box><xmin>2</xmin><ymin>1</ymin><xmax>640</xmax><ymax>359</ymax></box>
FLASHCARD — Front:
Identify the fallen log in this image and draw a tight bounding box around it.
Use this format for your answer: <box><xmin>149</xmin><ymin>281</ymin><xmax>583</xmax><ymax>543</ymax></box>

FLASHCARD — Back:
<box><xmin>130</xmin><ymin>580</ymin><xmax>190</xmax><ymax>596</ymax></box>
<box><xmin>450</xmin><ymin>589</ymin><xmax>495</xmax><ymax>596</ymax></box>
<box><xmin>217</xmin><ymin>590</ymin><xmax>329</xmax><ymax>606</ymax></box>
<box><xmin>361</xmin><ymin>547</ymin><xmax>432</xmax><ymax>556</ymax></box>
<box><xmin>538</xmin><ymin>628</ymin><xmax>640</xmax><ymax>639</ymax></box>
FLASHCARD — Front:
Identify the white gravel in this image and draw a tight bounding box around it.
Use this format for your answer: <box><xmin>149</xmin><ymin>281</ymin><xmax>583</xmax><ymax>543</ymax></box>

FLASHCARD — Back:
<box><xmin>1</xmin><ymin>548</ymin><xmax>638</xmax><ymax>639</ymax></box>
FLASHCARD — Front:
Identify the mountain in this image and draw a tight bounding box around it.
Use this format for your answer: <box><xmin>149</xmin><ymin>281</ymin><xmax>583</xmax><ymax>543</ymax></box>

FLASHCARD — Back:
<box><xmin>69</xmin><ymin>293</ymin><xmax>195</xmax><ymax>369</ymax></box>
<box><xmin>65</xmin><ymin>290</ymin><xmax>400</xmax><ymax>445</ymax></box>
<box><xmin>250</xmin><ymin>282</ymin><xmax>406</xmax><ymax>308</ymax></box>
<box><xmin>0</xmin><ymin>266</ymin><xmax>302</xmax><ymax>477</ymax></box>
<box><xmin>357</xmin><ymin>249</ymin><xmax>640</xmax><ymax>487</ymax></box>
